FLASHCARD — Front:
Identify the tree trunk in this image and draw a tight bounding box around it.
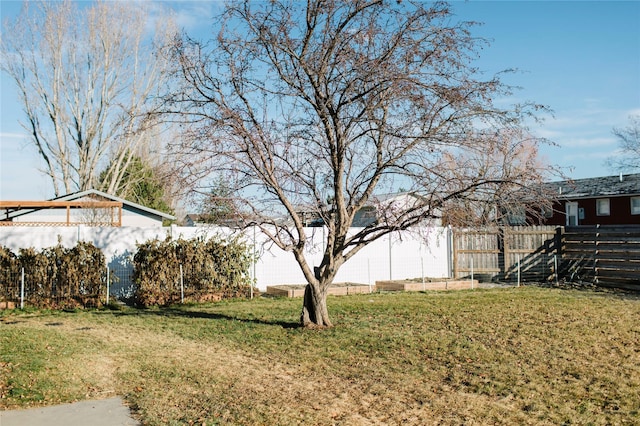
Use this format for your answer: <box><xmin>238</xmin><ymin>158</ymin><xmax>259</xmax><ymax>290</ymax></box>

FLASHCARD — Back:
<box><xmin>300</xmin><ymin>282</ymin><xmax>332</xmax><ymax>328</ymax></box>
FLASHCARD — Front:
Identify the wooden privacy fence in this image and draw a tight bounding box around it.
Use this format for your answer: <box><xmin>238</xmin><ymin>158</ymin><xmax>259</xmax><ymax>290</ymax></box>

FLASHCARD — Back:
<box><xmin>453</xmin><ymin>225</ymin><xmax>640</xmax><ymax>291</ymax></box>
<box><xmin>453</xmin><ymin>226</ymin><xmax>560</xmax><ymax>282</ymax></box>
<box><xmin>562</xmin><ymin>225</ymin><xmax>640</xmax><ymax>291</ymax></box>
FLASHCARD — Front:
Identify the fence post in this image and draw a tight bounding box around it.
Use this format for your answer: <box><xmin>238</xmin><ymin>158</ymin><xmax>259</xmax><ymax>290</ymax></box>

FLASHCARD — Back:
<box><xmin>20</xmin><ymin>267</ymin><xmax>25</xmax><ymax>309</ymax></box>
<box><xmin>448</xmin><ymin>226</ymin><xmax>455</xmax><ymax>279</ymax></box>
<box><xmin>470</xmin><ymin>256</ymin><xmax>474</xmax><ymax>289</ymax></box>
<box><xmin>594</xmin><ymin>224</ymin><xmax>600</xmax><ymax>284</ymax></box>
<box><xmin>106</xmin><ymin>266</ymin><xmax>110</xmax><ymax>305</ymax></box>
<box><xmin>555</xmin><ymin>226</ymin><xmax>564</xmax><ymax>282</ymax></box>
<box><xmin>502</xmin><ymin>227</ymin><xmax>510</xmax><ymax>280</ymax></box>
<box><xmin>554</xmin><ymin>255</ymin><xmax>559</xmax><ymax>285</ymax></box>
<box><xmin>251</xmin><ymin>225</ymin><xmax>256</xmax><ymax>299</ymax></box>
<box><xmin>180</xmin><ymin>264</ymin><xmax>184</xmax><ymax>304</ymax></box>
<box><xmin>388</xmin><ymin>234</ymin><xmax>393</xmax><ymax>280</ymax></box>
<box><xmin>517</xmin><ymin>254</ymin><xmax>521</xmax><ymax>287</ymax></box>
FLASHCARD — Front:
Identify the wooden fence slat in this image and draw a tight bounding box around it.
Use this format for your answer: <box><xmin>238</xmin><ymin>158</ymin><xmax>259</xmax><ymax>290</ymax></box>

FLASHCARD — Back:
<box><xmin>452</xmin><ymin>226</ymin><xmax>558</xmax><ymax>282</ymax></box>
<box><xmin>564</xmin><ymin>225</ymin><xmax>640</xmax><ymax>290</ymax></box>
<box><xmin>452</xmin><ymin>225</ymin><xmax>640</xmax><ymax>290</ymax></box>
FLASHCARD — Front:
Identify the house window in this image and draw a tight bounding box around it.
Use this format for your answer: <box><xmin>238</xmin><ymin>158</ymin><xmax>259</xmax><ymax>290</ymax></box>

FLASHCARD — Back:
<box><xmin>596</xmin><ymin>198</ymin><xmax>610</xmax><ymax>216</ymax></box>
<box><xmin>632</xmin><ymin>197</ymin><xmax>640</xmax><ymax>215</ymax></box>
<box><xmin>566</xmin><ymin>202</ymin><xmax>579</xmax><ymax>226</ymax></box>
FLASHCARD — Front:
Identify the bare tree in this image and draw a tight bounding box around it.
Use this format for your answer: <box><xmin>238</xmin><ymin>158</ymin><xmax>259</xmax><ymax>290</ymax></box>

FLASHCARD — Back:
<box><xmin>441</xmin><ymin>128</ymin><xmax>554</xmax><ymax>226</ymax></box>
<box><xmin>166</xmin><ymin>0</ymin><xmax>553</xmax><ymax>327</ymax></box>
<box><xmin>607</xmin><ymin>115</ymin><xmax>640</xmax><ymax>172</ymax></box>
<box><xmin>77</xmin><ymin>201</ymin><xmax>119</xmax><ymax>227</ymax></box>
<box><xmin>1</xmin><ymin>1</ymin><xmax>175</xmax><ymax>197</ymax></box>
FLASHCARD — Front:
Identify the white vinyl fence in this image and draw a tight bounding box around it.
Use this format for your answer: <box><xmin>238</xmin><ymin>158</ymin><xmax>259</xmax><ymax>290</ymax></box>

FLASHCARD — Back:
<box><xmin>0</xmin><ymin>225</ymin><xmax>451</xmax><ymax>294</ymax></box>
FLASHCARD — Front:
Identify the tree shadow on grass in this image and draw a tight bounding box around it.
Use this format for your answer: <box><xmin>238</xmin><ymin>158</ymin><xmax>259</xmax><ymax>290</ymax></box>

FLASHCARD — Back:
<box><xmin>102</xmin><ymin>307</ymin><xmax>301</xmax><ymax>329</ymax></box>
<box><xmin>531</xmin><ymin>281</ymin><xmax>640</xmax><ymax>300</ymax></box>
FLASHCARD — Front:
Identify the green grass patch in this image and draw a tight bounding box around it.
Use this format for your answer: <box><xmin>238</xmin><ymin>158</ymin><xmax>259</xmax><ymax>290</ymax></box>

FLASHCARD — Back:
<box><xmin>1</xmin><ymin>287</ymin><xmax>639</xmax><ymax>425</ymax></box>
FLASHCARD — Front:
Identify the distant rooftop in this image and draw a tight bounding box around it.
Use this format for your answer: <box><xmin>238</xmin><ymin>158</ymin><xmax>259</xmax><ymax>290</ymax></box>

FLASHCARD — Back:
<box><xmin>550</xmin><ymin>173</ymin><xmax>640</xmax><ymax>199</ymax></box>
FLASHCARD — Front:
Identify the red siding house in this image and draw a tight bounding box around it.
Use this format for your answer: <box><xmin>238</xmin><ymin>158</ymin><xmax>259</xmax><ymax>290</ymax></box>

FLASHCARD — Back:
<box><xmin>543</xmin><ymin>173</ymin><xmax>640</xmax><ymax>226</ymax></box>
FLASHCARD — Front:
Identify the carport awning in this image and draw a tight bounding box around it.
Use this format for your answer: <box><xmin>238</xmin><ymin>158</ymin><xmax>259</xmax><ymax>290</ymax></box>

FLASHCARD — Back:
<box><xmin>0</xmin><ymin>200</ymin><xmax>123</xmax><ymax>226</ymax></box>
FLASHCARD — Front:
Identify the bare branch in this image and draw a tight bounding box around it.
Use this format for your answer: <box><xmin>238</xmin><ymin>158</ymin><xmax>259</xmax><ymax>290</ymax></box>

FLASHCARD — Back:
<box><xmin>607</xmin><ymin>115</ymin><xmax>640</xmax><ymax>172</ymax></box>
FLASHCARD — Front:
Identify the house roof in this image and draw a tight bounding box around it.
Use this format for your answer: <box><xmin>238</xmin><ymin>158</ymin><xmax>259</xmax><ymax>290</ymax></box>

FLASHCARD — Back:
<box><xmin>53</xmin><ymin>189</ymin><xmax>176</xmax><ymax>220</ymax></box>
<box><xmin>3</xmin><ymin>189</ymin><xmax>175</xmax><ymax>221</ymax></box>
<box><xmin>551</xmin><ymin>173</ymin><xmax>640</xmax><ymax>199</ymax></box>
<box><xmin>185</xmin><ymin>214</ymin><xmax>207</xmax><ymax>222</ymax></box>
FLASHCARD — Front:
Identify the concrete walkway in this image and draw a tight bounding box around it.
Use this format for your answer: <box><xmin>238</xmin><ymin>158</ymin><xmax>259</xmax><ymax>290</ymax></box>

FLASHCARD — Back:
<box><xmin>1</xmin><ymin>397</ymin><xmax>139</xmax><ymax>426</ymax></box>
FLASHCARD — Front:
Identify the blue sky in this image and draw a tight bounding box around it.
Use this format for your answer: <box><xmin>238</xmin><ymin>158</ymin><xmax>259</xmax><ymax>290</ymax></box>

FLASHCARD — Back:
<box><xmin>1</xmin><ymin>0</ymin><xmax>639</xmax><ymax>200</ymax></box>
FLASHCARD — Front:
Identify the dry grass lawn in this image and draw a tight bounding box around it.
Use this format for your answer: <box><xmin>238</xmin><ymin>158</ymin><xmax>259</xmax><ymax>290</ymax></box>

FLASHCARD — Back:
<box><xmin>1</xmin><ymin>286</ymin><xmax>639</xmax><ymax>425</ymax></box>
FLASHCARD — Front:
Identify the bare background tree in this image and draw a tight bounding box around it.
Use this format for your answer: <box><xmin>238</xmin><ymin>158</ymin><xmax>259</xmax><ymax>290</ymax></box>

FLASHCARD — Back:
<box><xmin>441</xmin><ymin>128</ymin><xmax>554</xmax><ymax>226</ymax></box>
<box><xmin>166</xmin><ymin>0</ymin><xmax>554</xmax><ymax>327</ymax></box>
<box><xmin>77</xmin><ymin>201</ymin><xmax>119</xmax><ymax>227</ymax></box>
<box><xmin>607</xmin><ymin>115</ymin><xmax>640</xmax><ymax>172</ymax></box>
<box><xmin>1</xmin><ymin>0</ymin><xmax>175</xmax><ymax>197</ymax></box>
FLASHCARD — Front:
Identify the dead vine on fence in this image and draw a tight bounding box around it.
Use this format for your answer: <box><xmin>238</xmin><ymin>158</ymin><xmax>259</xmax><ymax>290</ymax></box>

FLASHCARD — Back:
<box><xmin>132</xmin><ymin>236</ymin><xmax>254</xmax><ymax>307</ymax></box>
<box><xmin>0</xmin><ymin>242</ymin><xmax>106</xmax><ymax>308</ymax></box>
